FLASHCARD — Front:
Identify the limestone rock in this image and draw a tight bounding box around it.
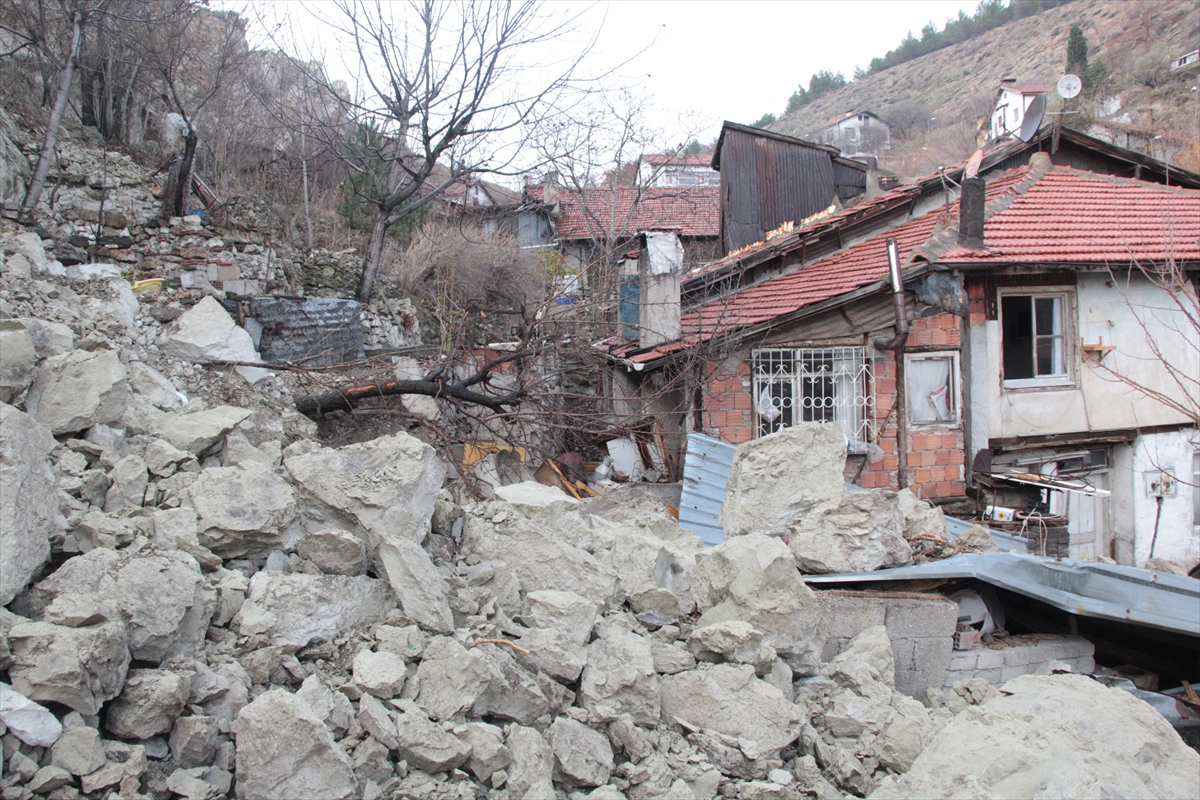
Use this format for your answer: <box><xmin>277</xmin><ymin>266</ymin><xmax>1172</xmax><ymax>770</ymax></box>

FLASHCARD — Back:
<box><xmin>549</xmin><ymin>716</ymin><xmax>614</xmax><ymax>788</ymax></box>
<box><xmin>416</xmin><ymin>637</ymin><xmax>496</xmax><ymax>721</ymax></box>
<box><xmin>693</xmin><ymin>534</ymin><xmax>823</xmax><ymax>673</ymax></box>
<box><xmin>720</xmin><ymin>423</ymin><xmax>845</xmax><ymax>537</ymax></box>
<box><xmin>189</xmin><ymin>462</ymin><xmax>296</xmax><ymax>557</ymax></box>
<box><xmin>148</xmin><ymin>405</ymin><xmax>251</xmax><ymax>456</ymax></box>
<box><xmin>21</xmin><ymin>317</ymin><xmax>74</xmax><ymax>358</ymax></box>
<box><xmin>525</xmin><ymin>590</ymin><xmax>598</xmax><ymax>646</ymax></box>
<box><xmin>821</xmin><ymin>625</ymin><xmax>895</xmax><ymax>703</ymax></box>
<box><xmin>788</xmin><ymin>489</ymin><xmax>912</xmax><ymax>574</ymax></box>
<box><xmin>107</xmin><ymin>669</ymin><xmax>189</xmax><ymax>739</ymax></box>
<box><xmin>506</xmin><ymin>724</ymin><xmax>555</xmax><ymax>799</ymax></box>
<box><xmin>0</xmin><ymin>682</ymin><xmax>62</xmax><ymax>746</ymax></box>
<box><xmin>296</xmin><ymin>529</ymin><xmax>365</xmax><ymax>576</ymax></box>
<box><xmin>170</xmin><ymin>715</ymin><xmax>219</xmax><ymax>769</ymax></box>
<box><xmin>352</xmin><ymin>650</ymin><xmax>407</xmax><ymax>699</ymax></box>
<box><xmin>103</xmin><ymin>454</ymin><xmax>148</xmax><ymax>512</ymax></box>
<box><xmin>28</xmin><ymin>765</ymin><xmax>73</xmax><ymax>793</ymax></box>
<box><xmin>461</xmin><ymin>503</ymin><xmax>622</xmax><ymax>610</ymax></box>
<box><xmin>458</xmin><ymin>723</ymin><xmax>511</xmax><ymax>783</ymax></box>
<box><xmin>162</xmin><ymin>296</ymin><xmax>268</xmax><ymax>384</ymax></box>
<box><xmin>6</xmin><ymin>620</ymin><xmax>129</xmax><ymax>715</ymax></box>
<box><xmin>0</xmin><ymin>319</ymin><xmax>37</xmax><ymax>403</ymax></box>
<box><xmin>50</xmin><ymin>725</ymin><xmax>106</xmax><ymax>776</ymax></box>
<box><xmin>29</xmin><ymin>548</ymin><xmax>215</xmax><ymax>662</ymax></box>
<box><xmin>0</xmin><ymin>404</ymin><xmax>61</xmax><ymax>604</ymax></box>
<box><xmin>872</xmin><ymin>675</ymin><xmax>1200</xmax><ymax>800</ymax></box>
<box><xmin>24</xmin><ymin>348</ymin><xmax>127</xmax><ymax>434</ymax></box>
<box><xmin>285</xmin><ymin>432</ymin><xmax>445</xmax><ymax>539</ymax></box>
<box><xmin>579</xmin><ymin>631</ymin><xmax>659</xmax><ymax>725</ymax></box>
<box><xmin>897</xmin><ymin>488</ymin><xmax>946</xmax><ymax>539</ymax></box>
<box><xmin>236</xmin><ymin>572</ymin><xmax>396</xmax><ymax>649</ymax></box>
<box><xmin>875</xmin><ymin>694</ymin><xmax>941</xmax><ymax>774</ymax></box>
<box><xmin>688</xmin><ymin>621</ymin><xmax>776</xmax><ymax>670</ymax></box>
<box><xmin>392</xmin><ymin>700</ymin><xmax>471</xmax><ymax>773</ymax></box>
<box><xmin>235</xmin><ymin>689</ymin><xmax>359</xmax><ymax>800</ymax></box>
<box><xmin>376</xmin><ymin>538</ymin><xmax>454</xmax><ymax>634</ymax></box>
<box><xmin>128</xmin><ymin>362</ymin><xmax>186</xmax><ymax>411</ymax></box>
<box><xmin>663</xmin><ymin>664</ymin><xmax>800</xmax><ymax>757</ymax></box>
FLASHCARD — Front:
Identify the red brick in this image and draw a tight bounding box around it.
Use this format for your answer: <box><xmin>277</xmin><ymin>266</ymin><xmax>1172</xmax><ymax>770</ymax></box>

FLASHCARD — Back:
<box><xmin>733</xmin><ymin>392</ymin><xmax>751</xmax><ymax>410</ymax></box>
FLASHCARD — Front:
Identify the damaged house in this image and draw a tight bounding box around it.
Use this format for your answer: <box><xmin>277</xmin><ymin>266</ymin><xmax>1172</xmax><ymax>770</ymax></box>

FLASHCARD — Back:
<box><xmin>601</xmin><ymin>128</ymin><xmax>1200</xmax><ymax>569</ymax></box>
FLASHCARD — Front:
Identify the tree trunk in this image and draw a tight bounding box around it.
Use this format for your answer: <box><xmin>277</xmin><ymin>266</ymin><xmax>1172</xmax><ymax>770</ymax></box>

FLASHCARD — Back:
<box><xmin>163</xmin><ymin>127</ymin><xmax>197</xmax><ymax>218</ymax></box>
<box><xmin>22</xmin><ymin>10</ymin><xmax>84</xmax><ymax>213</ymax></box>
<box><xmin>355</xmin><ymin>207</ymin><xmax>390</xmax><ymax>303</ymax></box>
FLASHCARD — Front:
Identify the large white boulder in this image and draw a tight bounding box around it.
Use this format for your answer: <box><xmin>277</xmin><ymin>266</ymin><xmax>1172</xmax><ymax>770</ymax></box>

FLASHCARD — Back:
<box><xmin>720</xmin><ymin>423</ymin><xmax>846</xmax><ymax>538</ymax></box>
<box><xmin>24</xmin><ymin>348</ymin><xmax>127</xmax><ymax>434</ymax></box>
<box><xmin>0</xmin><ymin>683</ymin><xmax>62</xmax><ymax>747</ymax></box>
<box><xmin>579</xmin><ymin>630</ymin><xmax>659</xmax><ymax>725</ymax></box>
<box><xmin>660</xmin><ymin>663</ymin><xmax>801</xmax><ymax>757</ymax></box>
<box><xmin>788</xmin><ymin>489</ymin><xmax>913</xmax><ymax>574</ymax></box>
<box><xmin>106</xmin><ymin>668</ymin><xmax>189</xmax><ymax>739</ymax></box>
<box><xmin>161</xmin><ymin>296</ymin><xmax>268</xmax><ymax>384</ymax></box>
<box><xmin>285</xmin><ymin>432</ymin><xmax>445</xmax><ymax>541</ymax></box>
<box><xmin>148</xmin><ymin>405</ymin><xmax>251</xmax><ymax>455</ymax></box>
<box><xmin>0</xmin><ymin>319</ymin><xmax>37</xmax><ymax>403</ymax></box>
<box><xmin>871</xmin><ymin>674</ymin><xmax>1200</xmax><ymax>800</ymax></box>
<box><xmin>0</xmin><ymin>404</ymin><xmax>62</xmax><ymax>604</ymax></box>
<box><xmin>376</xmin><ymin>538</ymin><xmax>454</xmax><ymax>634</ymax></box>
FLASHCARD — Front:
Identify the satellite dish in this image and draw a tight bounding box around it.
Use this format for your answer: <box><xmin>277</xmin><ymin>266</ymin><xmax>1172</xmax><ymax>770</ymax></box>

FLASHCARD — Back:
<box><xmin>1057</xmin><ymin>74</ymin><xmax>1082</xmax><ymax>99</ymax></box>
<box><xmin>1018</xmin><ymin>94</ymin><xmax>1046</xmax><ymax>142</ymax></box>
<box><xmin>964</xmin><ymin>149</ymin><xmax>983</xmax><ymax>179</ymax></box>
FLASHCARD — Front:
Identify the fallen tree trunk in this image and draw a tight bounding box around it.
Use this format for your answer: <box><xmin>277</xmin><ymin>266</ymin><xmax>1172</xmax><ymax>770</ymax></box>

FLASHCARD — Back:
<box><xmin>295</xmin><ymin>379</ymin><xmax>525</xmax><ymax>418</ymax></box>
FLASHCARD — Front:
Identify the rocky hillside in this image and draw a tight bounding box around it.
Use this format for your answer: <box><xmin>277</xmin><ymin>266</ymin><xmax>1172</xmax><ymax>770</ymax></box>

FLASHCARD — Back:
<box><xmin>770</xmin><ymin>0</ymin><xmax>1199</xmax><ymax>173</ymax></box>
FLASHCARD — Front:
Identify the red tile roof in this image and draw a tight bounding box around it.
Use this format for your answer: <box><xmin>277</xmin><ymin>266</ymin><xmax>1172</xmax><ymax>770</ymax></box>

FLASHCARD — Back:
<box><xmin>535</xmin><ymin>185</ymin><xmax>720</xmax><ymax>240</ymax></box>
<box><xmin>608</xmin><ymin>162</ymin><xmax>1200</xmax><ymax>366</ymax></box>
<box><xmin>915</xmin><ymin>166</ymin><xmax>1200</xmax><ymax>266</ymax></box>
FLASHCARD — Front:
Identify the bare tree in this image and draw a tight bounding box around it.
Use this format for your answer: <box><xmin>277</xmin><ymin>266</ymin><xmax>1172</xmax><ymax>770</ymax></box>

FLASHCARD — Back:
<box><xmin>274</xmin><ymin>0</ymin><xmax>599</xmax><ymax>304</ymax></box>
<box><xmin>1</xmin><ymin>0</ymin><xmax>106</xmax><ymax>213</ymax></box>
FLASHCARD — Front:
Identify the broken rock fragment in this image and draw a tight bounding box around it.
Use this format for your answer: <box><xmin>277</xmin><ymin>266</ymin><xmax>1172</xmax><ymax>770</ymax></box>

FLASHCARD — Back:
<box><xmin>235</xmin><ymin>571</ymin><xmax>396</xmax><ymax>649</ymax></box>
<box><xmin>106</xmin><ymin>668</ymin><xmax>190</xmax><ymax>739</ymax></box>
<box><xmin>235</xmin><ymin>689</ymin><xmax>359</xmax><ymax>800</ymax></box>
<box><xmin>0</xmin><ymin>403</ymin><xmax>61</xmax><ymax>605</ymax></box>
<box><xmin>548</xmin><ymin>716</ymin><xmax>614</xmax><ymax>787</ymax></box>
<box><xmin>579</xmin><ymin>630</ymin><xmax>659</xmax><ymax>725</ymax></box>
<box><xmin>189</xmin><ymin>461</ymin><xmax>296</xmax><ymax>557</ymax></box>
<box><xmin>148</xmin><ymin>405</ymin><xmax>251</xmax><ymax>456</ymax></box>
<box><xmin>0</xmin><ymin>682</ymin><xmax>63</xmax><ymax>746</ymax></box>
<box><xmin>161</xmin><ymin>296</ymin><xmax>268</xmax><ymax>384</ymax></box>
<box><xmin>6</xmin><ymin>620</ymin><xmax>129</xmax><ymax>715</ymax></box>
<box><xmin>24</xmin><ymin>348</ymin><xmax>128</xmax><ymax>434</ymax></box>
<box><xmin>296</xmin><ymin>529</ymin><xmax>365</xmax><ymax>575</ymax></box>
<box><xmin>376</xmin><ymin>537</ymin><xmax>454</xmax><ymax>633</ymax></box>
<box><xmin>392</xmin><ymin>699</ymin><xmax>471</xmax><ymax>773</ymax></box>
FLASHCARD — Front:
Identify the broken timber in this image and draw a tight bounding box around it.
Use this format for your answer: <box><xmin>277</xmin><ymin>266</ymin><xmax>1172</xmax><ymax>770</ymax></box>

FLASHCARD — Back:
<box><xmin>295</xmin><ymin>378</ymin><xmax>525</xmax><ymax>418</ymax></box>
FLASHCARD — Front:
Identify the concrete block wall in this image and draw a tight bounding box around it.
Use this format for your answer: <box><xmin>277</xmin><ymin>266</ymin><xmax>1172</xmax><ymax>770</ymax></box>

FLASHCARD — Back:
<box><xmin>945</xmin><ymin>635</ymin><xmax>1095</xmax><ymax>687</ymax></box>
<box><xmin>815</xmin><ymin>589</ymin><xmax>959</xmax><ymax>699</ymax></box>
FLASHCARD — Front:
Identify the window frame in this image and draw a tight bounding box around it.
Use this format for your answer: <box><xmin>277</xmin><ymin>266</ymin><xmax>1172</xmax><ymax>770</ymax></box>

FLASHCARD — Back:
<box><xmin>905</xmin><ymin>351</ymin><xmax>961</xmax><ymax>426</ymax></box>
<box><xmin>998</xmin><ymin>287</ymin><xmax>1077</xmax><ymax>390</ymax></box>
<box><xmin>751</xmin><ymin>346</ymin><xmax>874</xmax><ymax>451</ymax></box>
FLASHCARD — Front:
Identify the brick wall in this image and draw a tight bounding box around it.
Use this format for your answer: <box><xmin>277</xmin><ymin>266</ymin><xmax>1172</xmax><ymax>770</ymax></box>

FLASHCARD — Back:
<box><xmin>693</xmin><ymin>310</ymin><xmax>968</xmax><ymax>500</ymax></box>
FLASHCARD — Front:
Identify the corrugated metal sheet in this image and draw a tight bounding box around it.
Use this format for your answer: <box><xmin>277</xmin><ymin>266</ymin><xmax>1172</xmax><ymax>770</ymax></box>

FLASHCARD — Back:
<box><xmin>833</xmin><ymin>160</ymin><xmax>868</xmax><ymax>203</ymax></box>
<box><xmin>804</xmin><ymin>553</ymin><xmax>1200</xmax><ymax>637</ymax></box>
<box><xmin>719</xmin><ymin>127</ymin><xmax>840</xmax><ymax>252</ymax></box>
<box><xmin>678</xmin><ymin>433</ymin><xmax>736</xmax><ymax>546</ymax></box>
<box><xmin>227</xmin><ymin>297</ymin><xmax>365</xmax><ymax>366</ymax></box>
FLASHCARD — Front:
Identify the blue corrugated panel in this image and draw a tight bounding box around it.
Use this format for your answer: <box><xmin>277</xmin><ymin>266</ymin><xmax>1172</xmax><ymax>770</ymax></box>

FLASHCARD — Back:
<box><xmin>679</xmin><ymin>433</ymin><xmax>736</xmax><ymax>546</ymax></box>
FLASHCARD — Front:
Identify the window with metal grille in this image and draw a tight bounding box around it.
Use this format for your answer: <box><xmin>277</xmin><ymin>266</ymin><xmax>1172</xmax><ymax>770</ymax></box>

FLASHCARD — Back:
<box><xmin>752</xmin><ymin>347</ymin><xmax>873</xmax><ymax>450</ymax></box>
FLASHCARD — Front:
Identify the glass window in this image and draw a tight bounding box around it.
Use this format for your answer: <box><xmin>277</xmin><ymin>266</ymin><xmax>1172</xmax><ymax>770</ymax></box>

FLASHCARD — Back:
<box><xmin>1002</xmin><ymin>293</ymin><xmax>1069</xmax><ymax>382</ymax></box>
<box><xmin>753</xmin><ymin>347</ymin><xmax>873</xmax><ymax>449</ymax></box>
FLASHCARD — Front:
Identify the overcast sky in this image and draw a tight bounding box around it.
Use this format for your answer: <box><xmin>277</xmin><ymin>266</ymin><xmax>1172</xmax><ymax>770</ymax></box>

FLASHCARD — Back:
<box><xmin>577</xmin><ymin>0</ymin><xmax>980</xmax><ymax>141</ymax></box>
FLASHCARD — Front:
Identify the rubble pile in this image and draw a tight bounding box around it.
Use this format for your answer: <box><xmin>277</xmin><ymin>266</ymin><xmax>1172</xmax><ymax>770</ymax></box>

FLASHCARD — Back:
<box><xmin>2</xmin><ymin>123</ymin><xmax>1197</xmax><ymax>800</ymax></box>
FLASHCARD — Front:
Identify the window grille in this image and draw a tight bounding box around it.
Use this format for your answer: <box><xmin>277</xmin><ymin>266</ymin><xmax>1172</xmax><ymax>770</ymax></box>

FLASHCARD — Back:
<box><xmin>752</xmin><ymin>347</ymin><xmax>873</xmax><ymax>450</ymax></box>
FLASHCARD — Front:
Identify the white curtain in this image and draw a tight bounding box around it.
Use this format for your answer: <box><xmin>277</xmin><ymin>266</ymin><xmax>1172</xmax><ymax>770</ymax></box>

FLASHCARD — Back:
<box><xmin>909</xmin><ymin>357</ymin><xmax>953</xmax><ymax>422</ymax></box>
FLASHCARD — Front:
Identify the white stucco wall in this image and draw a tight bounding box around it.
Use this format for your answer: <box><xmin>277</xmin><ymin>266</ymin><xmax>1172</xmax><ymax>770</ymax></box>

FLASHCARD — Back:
<box><xmin>1127</xmin><ymin>430</ymin><xmax>1199</xmax><ymax>567</ymax></box>
<box><xmin>986</xmin><ymin>273</ymin><xmax>1198</xmax><ymax>440</ymax></box>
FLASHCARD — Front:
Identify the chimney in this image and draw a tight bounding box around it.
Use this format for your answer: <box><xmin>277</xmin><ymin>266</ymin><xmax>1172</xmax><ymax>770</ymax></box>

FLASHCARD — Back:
<box><xmin>957</xmin><ymin>177</ymin><xmax>986</xmax><ymax>250</ymax></box>
<box><xmin>542</xmin><ymin>171</ymin><xmax>560</xmax><ymax>219</ymax></box>
<box><xmin>639</xmin><ymin>232</ymin><xmax>683</xmax><ymax>347</ymax></box>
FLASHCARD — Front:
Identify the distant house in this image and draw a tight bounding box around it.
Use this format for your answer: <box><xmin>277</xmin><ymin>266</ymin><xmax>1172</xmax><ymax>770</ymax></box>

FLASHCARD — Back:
<box><xmin>807</xmin><ymin>111</ymin><xmax>891</xmax><ymax>158</ymax></box>
<box><xmin>598</xmin><ymin>128</ymin><xmax>1200</xmax><ymax>569</ymax></box>
<box><xmin>637</xmin><ymin>154</ymin><xmax>720</xmax><ymax>188</ymax></box>
<box><xmin>990</xmin><ymin>83</ymin><xmax>1054</xmax><ymax>140</ymax></box>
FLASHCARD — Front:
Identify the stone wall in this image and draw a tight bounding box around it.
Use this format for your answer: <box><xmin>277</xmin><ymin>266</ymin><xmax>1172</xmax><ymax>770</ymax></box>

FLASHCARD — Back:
<box><xmin>814</xmin><ymin>589</ymin><xmax>958</xmax><ymax>699</ymax></box>
<box><xmin>945</xmin><ymin>635</ymin><xmax>1095</xmax><ymax>687</ymax></box>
